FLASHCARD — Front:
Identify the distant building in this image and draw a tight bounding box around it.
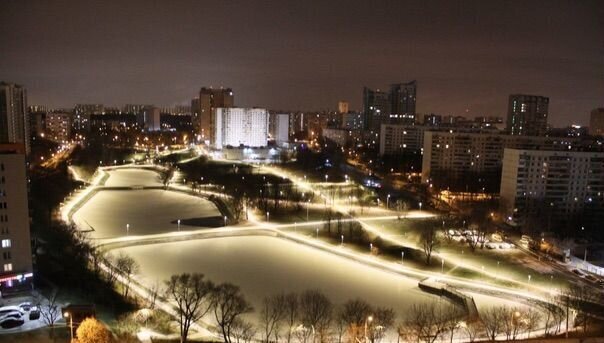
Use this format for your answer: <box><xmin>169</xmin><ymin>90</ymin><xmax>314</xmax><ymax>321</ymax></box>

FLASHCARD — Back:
<box><xmin>46</xmin><ymin>112</ymin><xmax>72</xmax><ymax>143</ymax></box>
<box><xmin>274</xmin><ymin>114</ymin><xmax>290</xmax><ymax>145</ymax></box>
<box><xmin>123</xmin><ymin>104</ymin><xmax>152</xmax><ymax>114</ymax></box>
<box><xmin>507</xmin><ymin>94</ymin><xmax>549</xmax><ymax>136</ymax></box>
<box><xmin>500</xmin><ymin>148</ymin><xmax>604</xmax><ymax>228</ymax></box>
<box><xmin>212</xmin><ymin>108</ymin><xmax>268</xmax><ymax>149</ymax></box>
<box><xmin>74</xmin><ymin>104</ymin><xmax>104</xmax><ymax>132</ymax></box>
<box><xmin>390</xmin><ymin>81</ymin><xmax>417</xmax><ymax>124</ymax></box>
<box><xmin>338</xmin><ymin>101</ymin><xmax>349</xmax><ymax>114</ymax></box>
<box><xmin>422</xmin><ymin>114</ymin><xmax>442</xmax><ymax>126</ymax></box>
<box><xmin>363</xmin><ymin>87</ymin><xmax>390</xmax><ymax>130</ymax></box>
<box><xmin>589</xmin><ymin>108</ymin><xmax>604</xmax><ymax>136</ymax></box>
<box><xmin>421</xmin><ymin>131</ymin><xmax>577</xmax><ymax>193</ymax></box>
<box><xmin>379</xmin><ymin>124</ymin><xmax>429</xmax><ymax>155</ymax></box>
<box><xmin>137</xmin><ymin>107</ymin><xmax>160</xmax><ymax>131</ymax></box>
<box><xmin>342</xmin><ymin>112</ymin><xmax>364</xmax><ymax>130</ymax></box>
<box><xmin>192</xmin><ymin>87</ymin><xmax>234</xmax><ymax>141</ymax></box>
<box><xmin>0</xmin><ymin>144</ymin><xmax>34</xmax><ymax>293</ymax></box>
<box><xmin>0</xmin><ymin>82</ymin><xmax>30</xmax><ymax>155</ymax></box>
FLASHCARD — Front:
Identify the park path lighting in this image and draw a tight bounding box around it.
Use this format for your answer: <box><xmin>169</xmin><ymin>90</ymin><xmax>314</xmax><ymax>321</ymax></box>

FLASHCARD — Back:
<box><xmin>387</xmin><ymin>194</ymin><xmax>390</xmax><ymax>209</ymax></box>
<box><xmin>266</xmin><ymin>212</ymin><xmax>270</xmax><ymax>222</ymax></box>
<box><xmin>224</xmin><ymin>216</ymin><xmax>227</xmax><ymax>226</ymax></box>
<box><xmin>325</xmin><ymin>174</ymin><xmax>328</xmax><ymax>183</ymax></box>
<box><xmin>401</xmin><ymin>251</ymin><xmax>404</xmax><ymax>264</ymax></box>
<box><xmin>369</xmin><ymin>243</ymin><xmax>373</xmax><ymax>252</ymax></box>
<box><xmin>419</xmin><ymin>201</ymin><xmax>422</xmax><ymax>211</ymax></box>
<box><xmin>341</xmin><ymin>235</ymin><xmax>344</xmax><ymax>245</ymax></box>
<box><xmin>126</xmin><ymin>223</ymin><xmax>130</xmax><ymax>235</ymax></box>
<box><xmin>316</xmin><ymin>227</ymin><xmax>319</xmax><ymax>238</ymax></box>
<box><xmin>364</xmin><ymin>315</ymin><xmax>373</xmax><ymax>342</ymax></box>
<box><xmin>528</xmin><ymin>274</ymin><xmax>531</xmax><ymax>283</ymax></box>
<box><xmin>64</xmin><ymin>311</ymin><xmax>74</xmax><ymax>341</ymax></box>
<box><xmin>177</xmin><ymin>219</ymin><xmax>180</xmax><ymax>231</ymax></box>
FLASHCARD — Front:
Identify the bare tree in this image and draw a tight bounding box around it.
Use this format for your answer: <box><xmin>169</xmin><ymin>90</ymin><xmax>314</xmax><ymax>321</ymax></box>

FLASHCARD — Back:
<box><xmin>147</xmin><ymin>280</ymin><xmax>162</xmax><ymax>310</ymax></box>
<box><xmin>367</xmin><ymin>307</ymin><xmax>395</xmax><ymax>343</ymax></box>
<box><xmin>525</xmin><ymin>307</ymin><xmax>542</xmax><ymax>339</ymax></box>
<box><xmin>212</xmin><ymin>283</ymin><xmax>254</xmax><ymax>343</ymax></box>
<box><xmin>35</xmin><ymin>290</ymin><xmax>61</xmax><ymax>328</ymax></box>
<box><xmin>260</xmin><ymin>293</ymin><xmax>286</xmax><ymax>342</ymax></box>
<box><xmin>339</xmin><ymin>298</ymin><xmax>372</xmax><ymax>342</ymax></box>
<box><xmin>398</xmin><ymin>302</ymin><xmax>449</xmax><ymax>343</ymax></box>
<box><xmin>231</xmin><ymin>319</ymin><xmax>256</xmax><ymax>343</ymax></box>
<box><xmin>462</xmin><ymin>320</ymin><xmax>483</xmax><ymax>342</ymax></box>
<box><xmin>164</xmin><ymin>273</ymin><xmax>215</xmax><ymax>343</ymax></box>
<box><xmin>299</xmin><ymin>289</ymin><xmax>333</xmax><ymax>342</ymax></box>
<box><xmin>116</xmin><ymin>252</ymin><xmax>140</xmax><ymax>298</ymax></box>
<box><xmin>417</xmin><ymin>219</ymin><xmax>440</xmax><ymax>265</ymax></box>
<box><xmin>560</xmin><ymin>285</ymin><xmax>601</xmax><ymax>336</ymax></box>
<box><xmin>283</xmin><ymin>293</ymin><xmax>299</xmax><ymax>343</ymax></box>
<box><xmin>481</xmin><ymin>307</ymin><xmax>503</xmax><ymax>341</ymax></box>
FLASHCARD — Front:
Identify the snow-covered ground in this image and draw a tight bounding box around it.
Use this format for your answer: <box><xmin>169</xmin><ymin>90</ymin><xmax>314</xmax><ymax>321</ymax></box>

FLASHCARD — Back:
<box><xmin>104</xmin><ymin>168</ymin><xmax>164</xmax><ymax>187</ymax></box>
<box><xmin>113</xmin><ymin>236</ymin><xmax>529</xmax><ymax>322</ymax></box>
<box><xmin>72</xmin><ymin>189</ymin><xmax>221</xmax><ymax>239</ymax></box>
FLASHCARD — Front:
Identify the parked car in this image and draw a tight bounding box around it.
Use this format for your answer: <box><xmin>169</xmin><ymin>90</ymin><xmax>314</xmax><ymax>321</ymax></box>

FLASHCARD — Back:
<box><xmin>486</xmin><ymin>242</ymin><xmax>499</xmax><ymax>249</ymax></box>
<box><xmin>0</xmin><ymin>317</ymin><xmax>24</xmax><ymax>329</ymax></box>
<box><xmin>571</xmin><ymin>269</ymin><xmax>586</xmax><ymax>278</ymax></box>
<box><xmin>18</xmin><ymin>302</ymin><xmax>32</xmax><ymax>311</ymax></box>
<box><xmin>0</xmin><ymin>311</ymin><xmax>23</xmax><ymax>321</ymax></box>
<box><xmin>0</xmin><ymin>306</ymin><xmax>23</xmax><ymax>317</ymax></box>
<box><xmin>28</xmin><ymin>306</ymin><xmax>40</xmax><ymax>320</ymax></box>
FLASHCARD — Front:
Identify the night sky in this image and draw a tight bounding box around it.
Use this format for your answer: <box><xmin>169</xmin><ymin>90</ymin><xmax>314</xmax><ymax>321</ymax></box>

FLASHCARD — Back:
<box><xmin>1</xmin><ymin>0</ymin><xmax>602</xmax><ymax>126</ymax></box>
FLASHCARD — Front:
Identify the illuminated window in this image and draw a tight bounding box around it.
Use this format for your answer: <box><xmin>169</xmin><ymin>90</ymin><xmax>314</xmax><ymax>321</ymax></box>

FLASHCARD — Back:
<box><xmin>1</xmin><ymin>239</ymin><xmax>10</xmax><ymax>248</ymax></box>
<box><xmin>3</xmin><ymin>263</ymin><xmax>12</xmax><ymax>272</ymax></box>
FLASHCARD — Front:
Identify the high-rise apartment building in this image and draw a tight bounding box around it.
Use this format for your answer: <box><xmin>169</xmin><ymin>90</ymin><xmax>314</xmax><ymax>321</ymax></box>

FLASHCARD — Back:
<box><xmin>506</xmin><ymin>94</ymin><xmax>549</xmax><ymax>136</ymax></box>
<box><xmin>46</xmin><ymin>112</ymin><xmax>72</xmax><ymax>143</ymax></box>
<box><xmin>0</xmin><ymin>82</ymin><xmax>30</xmax><ymax>155</ymax></box>
<box><xmin>589</xmin><ymin>108</ymin><xmax>604</xmax><ymax>136</ymax></box>
<box><xmin>137</xmin><ymin>107</ymin><xmax>160</xmax><ymax>131</ymax></box>
<box><xmin>74</xmin><ymin>104</ymin><xmax>104</xmax><ymax>132</ymax></box>
<box><xmin>192</xmin><ymin>87</ymin><xmax>234</xmax><ymax>141</ymax></box>
<box><xmin>363</xmin><ymin>87</ymin><xmax>390</xmax><ymax>130</ymax></box>
<box><xmin>390</xmin><ymin>81</ymin><xmax>417</xmax><ymax>124</ymax></box>
<box><xmin>212</xmin><ymin>108</ymin><xmax>268</xmax><ymax>149</ymax></box>
<box><xmin>500</xmin><ymin>148</ymin><xmax>604</xmax><ymax>228</ymax></box>
<box><xmin>0</xmin><ymin>144</ymin><xmax>33</xmax><ymax>292</ymax></box>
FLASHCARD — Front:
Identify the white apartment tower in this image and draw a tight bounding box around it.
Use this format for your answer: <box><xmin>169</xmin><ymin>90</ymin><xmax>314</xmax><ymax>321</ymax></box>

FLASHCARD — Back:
<box><xmin>212</xmin><ymin>108</ymin><xmax>269</xmax><ymax>149</ymax></box>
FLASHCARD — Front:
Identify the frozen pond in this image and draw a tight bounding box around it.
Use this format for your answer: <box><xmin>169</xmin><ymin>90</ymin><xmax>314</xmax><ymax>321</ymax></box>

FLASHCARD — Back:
<box><xmin>73</xmin><ymin>189</ymin><xmax>222</xmax><ymax>239</ymax></box>
<box><xmin>113</xmin><ymin>236</ymin><xmax>521</xmax><ymax>320</ymax></box>
<box><xmin>104</xmin><ymin>168</ymin><xmax>164</xmax><ymax>187</ymax></box>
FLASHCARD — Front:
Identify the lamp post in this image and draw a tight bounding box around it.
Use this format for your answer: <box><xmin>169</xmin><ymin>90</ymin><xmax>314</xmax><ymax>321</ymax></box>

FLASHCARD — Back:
<box><xmin>528</xmin><ymin>274</ymin><xmax>532</xmax><ymax>283</ymax></box>
<box><xmin>401</xmin><ymin>251</ymin><xmax>405</xmax><ymax>264</ymax></box>
<box><xmin>369</xmin><ymin>243</ymin><xmax>373</xmax><ymax>253</ymax></box>
<box><xmin>266</xmin><ymin>212</ymin><xmax>270</xmax><ymax>222</ymax></box>
<box><xmin>387</xmin><ymin>194</ymin><xmax>390</xmax><ymax>209</ymax></box>
<box><xmin>364</xmin><ymin>315</ymin><xmax>373</xmax><ymax>342</ymax></box>
<box><xmin>224</xmin><ymin>216</ymin><xmax>227</xmax><ymax>226</ymax></box>
<box><xmin>177</xmin><ymin>219</ymin><xmax>180</xmax><ymax>231</ymax></box>
<box><xmin>126</xmin><ymin>223</ymin><xmax>129</xmax><ymax>236</ymax></box>
<box><xmin>419</xmin><ymin>202</ymin><xmax>422</xmax><ymax>211</ymax></box>
<box><xmin>341</xmin><ymin>235</ymin><xmax>344</xmax><ymax>245</ymax></box>
<box><xmin>64</xmin><ymin>312</ymin><xmax>73</xmax><ymax>342</ymax></box>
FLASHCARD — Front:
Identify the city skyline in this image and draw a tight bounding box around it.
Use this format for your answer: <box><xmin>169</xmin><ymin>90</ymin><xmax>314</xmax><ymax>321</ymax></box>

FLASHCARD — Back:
<box><xmin>1</xmin><ymin>0</ymin><xmax>603</xmax><ymax>127</ymax></box>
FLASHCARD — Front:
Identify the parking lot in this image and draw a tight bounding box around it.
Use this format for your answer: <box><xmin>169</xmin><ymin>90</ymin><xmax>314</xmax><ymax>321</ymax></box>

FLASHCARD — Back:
<box><xmin>0</xmin><ymin>295</ymin><xmax>48</xmax><ymax>335</ymax></box>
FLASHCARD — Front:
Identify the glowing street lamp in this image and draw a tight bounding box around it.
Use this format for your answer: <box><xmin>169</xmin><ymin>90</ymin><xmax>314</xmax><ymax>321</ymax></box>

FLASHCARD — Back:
<box><xmin>419</xmin><ymin>202</ymin><xmax>423</xmax><ymax>211</ymax></box>
<box><xmin>387</xmin><ymin>194</ymin><xmax>390</xmax><ymax>209</ymax></box>
<box><xmin>316</xmin><ymin>227</ymin><xmax>319</xmax><ymax>238</ymax></box>
<box><xmin>401</xmin><ymin>251</ymin><xmax>405</xmax><ymax>264</ymax></box>
<box><xmin>64</xmin><ymin>312</ymin><xmax>73</xmax><ymax>341</ymax></box>
<box><xmin>126</xmin><ymin>223</ymin><xmax>130</xmax><ymax>235</ymax></box>
<box><xmin>224</xmin><ymin>216</ymin><xmax>227</xmax><ymax>226</ymax></box>
<box><xmin>177</xmin><ymin>219</ymin><xmax>181</xmax><ymax>231</ymax></box>
<box><xmin>341</xmin><ymin>235</ymin><xmax>344</xmax><ymax>245</ymax></box>
<box><xmin>266</xmin><ymin>212</ymin><xmax>270</xmax><ymax>222</ymax></box>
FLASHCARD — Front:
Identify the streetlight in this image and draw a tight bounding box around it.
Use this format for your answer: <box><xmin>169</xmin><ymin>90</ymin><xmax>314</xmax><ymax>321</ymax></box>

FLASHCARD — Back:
<box><xmin>177</xmin><ymin>219</ymin><xmax>180</xmax><ymax>231</ymax></box>
<box><xmin>266</xmin><ymin>212</ymin><xmax>270</xmax><ymax>222</ymax></box>
<box><xmin>401</xmin><ymin>251</ymin><xmax>405</xmax><ymax>264</ymax></box>
<box><xmin>64</xmin><ymin>312</ymin><xmax>73</xmax><ymax>342</ymax></box>
<box><xmin>387</xmin><ymin>194</ymin><xmax>390</xmax><ymax>209</ymax></box>
<box><xmin>126</xmin><ymin>223</ymin><xmax>130</xmax><ymax>235</ymax></box>
<box><xmin>307</xmin><ymin>199</ymin><xmax>310</xmax><ymax>221</ymax></box>
<box><xmin>341</xmin><ymin>235</ymin><xmax>344</xmax><ymax>245</ymax></box>
<box><xmin>369</xmin><ymin>243</ymin><xmax>373</xmax><ymax>253</ymax></box>
<box><xmin>419</xmin><ymin>202</ymin><xmax>422</xmax><ymax>211</ymax></box>
<box><xmin>224</xmin><ymin>216</ymin><xmax>227</xmax><ymax>226</ymax></box>
<box><xmin>528</xmin><ymin>275</ymin><xmax>531</xmax><ymax>283</ymax></box>
<box><xmin>316</xmin><ymin>227</ymin><xmax>319</xmax><ymax>238</ymax></box>
<box><xmin>325</xmin><ymin>174</ymin><xmax>328</xmax><ymax>183</ymax></box>
<box><xmin>364</xmin><ymin>315</ymin><xmax>373</xmax><ymax>342</ymax></box>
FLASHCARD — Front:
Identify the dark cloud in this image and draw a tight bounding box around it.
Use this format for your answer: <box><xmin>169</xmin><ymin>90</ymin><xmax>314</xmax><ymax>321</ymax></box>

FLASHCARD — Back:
<box><xmin>1</xmin><ymin>0</ymin><xmax>602</xmax><ymax>126</ymax></box>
